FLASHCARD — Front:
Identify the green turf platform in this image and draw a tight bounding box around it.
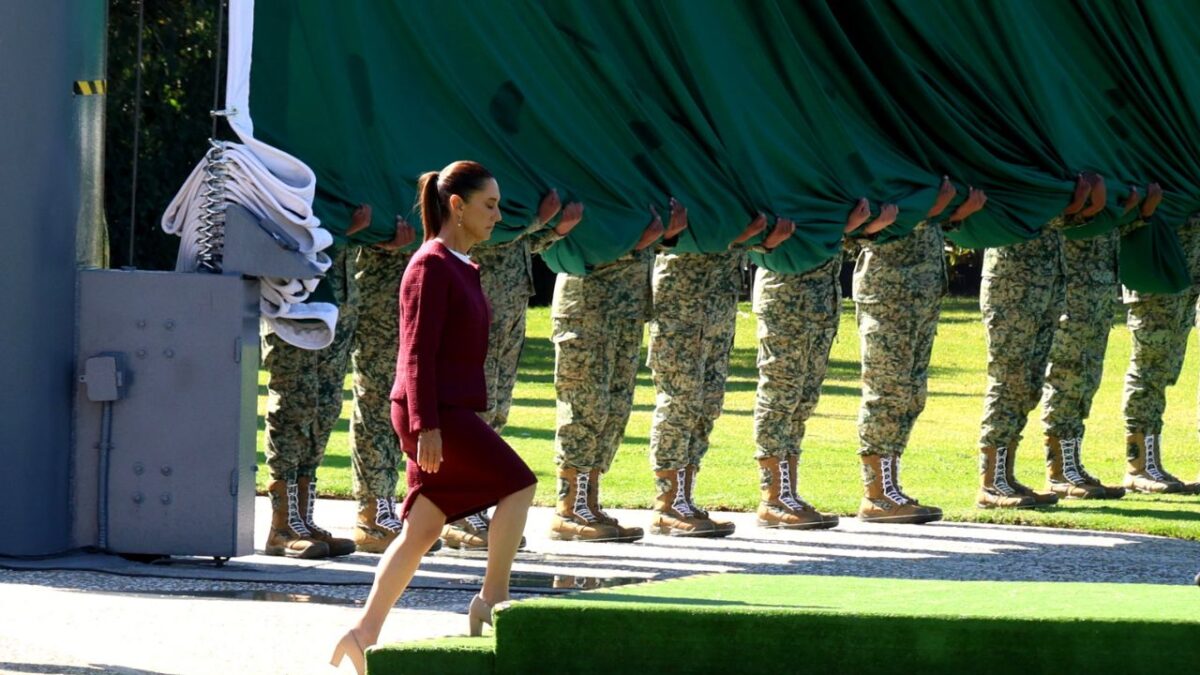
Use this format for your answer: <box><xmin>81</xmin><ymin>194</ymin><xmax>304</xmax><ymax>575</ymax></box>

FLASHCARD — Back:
<box><xmin>367</xmin><ymin>574</ymin><xmax>1200</xmax><ymax>674</ymax></box>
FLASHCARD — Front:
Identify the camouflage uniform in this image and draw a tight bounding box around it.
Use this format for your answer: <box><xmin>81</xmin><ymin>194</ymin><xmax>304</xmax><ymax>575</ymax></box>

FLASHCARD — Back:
<box><xmin>349</xmin><ymin>246</ymin><xmax>410</xmax><ymax>505</ymax></box>
<box><xmin>553</xmin><ymin>247</ymin><xmax>655</xmax><ymax>473</ymax></box>
<box><xmin>979</xmin><ymin>226</ymin><xmax>1067</xmax><ymax>450</ymax></box>
<box><xmin>853</xmin><ymin>221</ymin><xmax>947</xmax><ymax>457</ymax></box>
<box><xmin>753</xmin><ymin>255</ymin><xmax>843</xmax><ymax>460</ymax></box>
<box><xmin>474</xmin><ymin>227</ymin><xmax>562</xmax><ymax>431</ymax></box>
<box><xmin>648</xmin><ymin>249</ymin><xmax>745</xmax><ymax>472</ymax></box>
<box><xmin>1041</xmin><ymin>230</ymin><xmax>1120</xmax><ymax>439</ymax></box>
<box><xmin>1123</xmin><ymin>216</ymin><xmax>1200</xmax><ymax>435</ymax></box>
<box><xmin>263</xmin><ymin>245</ymin><xmax>358</xmax><ymax>481</ymax></box>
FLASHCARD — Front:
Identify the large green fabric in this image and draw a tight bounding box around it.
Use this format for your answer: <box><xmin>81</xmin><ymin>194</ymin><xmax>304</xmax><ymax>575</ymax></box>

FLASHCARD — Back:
<box><xmin>247</xmin><ymin>0</ymin><xmax>1193</xmax><ymax>288</ymax></box>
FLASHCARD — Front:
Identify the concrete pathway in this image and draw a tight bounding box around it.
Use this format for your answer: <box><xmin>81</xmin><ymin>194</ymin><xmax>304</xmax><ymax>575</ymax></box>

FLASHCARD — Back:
<box><xmin>2</xmin><ymin>497</ymin><xmax>1198</xmax><ymax>674</ymax></box>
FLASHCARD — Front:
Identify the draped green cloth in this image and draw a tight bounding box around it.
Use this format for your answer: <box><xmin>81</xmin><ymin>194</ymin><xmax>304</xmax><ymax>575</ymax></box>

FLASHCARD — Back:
<box><xmin>248</xmin><ymin>0</ymin><xmax>1192</xmax><ymax>288</ymax></box>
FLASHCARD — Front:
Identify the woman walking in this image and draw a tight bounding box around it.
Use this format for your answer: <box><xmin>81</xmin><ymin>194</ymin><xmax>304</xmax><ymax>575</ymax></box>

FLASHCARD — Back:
<box><xmin>331</xmin><ymin>161</ymin><xmax>537</xmax><ymax>674</ymax></box>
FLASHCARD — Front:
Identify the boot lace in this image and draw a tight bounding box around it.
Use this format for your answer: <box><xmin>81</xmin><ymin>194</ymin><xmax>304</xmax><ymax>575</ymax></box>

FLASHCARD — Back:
<box><xmin>1058</xmin><ymin>437</ymin><xmax>1088</xmax><ymax>485</ymax></box>
<box><xmin>304</xmin><ymin>479</ymin><xmax>334</xmax><ymax>537</ymax></box>
<box><xmin>375</xmin><ymin>497</ymin><xmax>403</xmax><ymax>533</ymax></box>
<box><xmin>880</xmin><ymin>456</ymin><xmax>912</xmax><ymax>505</ymax></box>
<box><xmin>672</xmin><ymin>468</ymin><xmax>697</xmax><ymax>517</ymax></box>
<box><xmin>990</xmin><ymin>448</ymin><xmax>1018</xmax><ymax>496</ymax></box>
<box><xmin>286</xmin><ymin>480</ymin><xmax>313</xmax><ymax>537</ymax></box>
<box><xmin>778</xmin><ymin>459</ymin><xmax>811</xmax><ymax>511</ymax></box>
<box><xmin>572</xmin><ymin>472</ymin><xmax>600</xmax><ymax>523</ymax></box>
<box><xmin>1144</xmin><ymin>434</ymin><xmax>1168</xmax><ymax>481</ymax></box>
<box><xmin>465</xmin><ymin>511</ymin><xmax>491</xmax><ymax>533</ymax></box>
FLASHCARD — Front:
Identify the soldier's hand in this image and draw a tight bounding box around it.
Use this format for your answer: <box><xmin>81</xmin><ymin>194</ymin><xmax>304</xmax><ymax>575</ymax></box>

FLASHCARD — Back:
<box><xmin>665</xmin><ymin>197</ymin><xmax>689</xmax><ymax>239</ymax></box>
<box><xmin>927</xmin><ymin>176</ymin><xmax>956</xmax><ymax>219</ymax></box>
<box><xmin>731</xmin><ymin>212</ymin><xmax>767</xmax><ymax>245</ymax></box>
<box><xmin>1064</xmin><ymin>173</ymin><xmax>1090</xmax><ymax>215</ymax></box>
<box><xmin>949</xmin><ymin>187</ymin><xmax>987</xmax><ymax>222</ymax></box>
<box><xmin>1079</xmin><ymin>173</ymin><xmax>1107</xmax><ymax>218</ymax></box>
<box><xmin>536</xmin><ymin>188</ymin><xmax>562</xmax><ymax>226</ymax></box>
<box><xmin>845</xmin><ymin>198</ymin><xmax>871</xmax><ymax>233</ymax></box>
<box><xmin>554</xmin><ymin>201</ymin><xmax>584</xmax><ymax>236</ymax></box>
<box><xmin>1141</xmin><ymin>182</ymin><xmax>1163</xmax><ymax>218</ymax></box>
<box><xmin>763</xmin><ymin>217</ymin><xmax>796</xmax><ymax>250</ymax></box>
<box><xmin>417</xmin><ymin>429</ymin><xmax>443</xmax><ymax>474</ymax></box>
<box><xmin>1122</xmin><ymin>186</ymin><xmax>1141</xmax><ymax>215</ymax></box>
<box><xmin>634</xmin><ymin>206</ymin><xmax>664</xmax><ymax>251</ymax></box>
<box><xmin>346</xmin><ymin>204</ymin><xmax>372</xmax><ymax>237</ymax></box>
<box><xmin>375</xmin><ymin>215</ymin><xmax>416</xmax><ymax>251</ymax></box>
<box><xmin>865</xmin><ymin>203</ymin><xmax>899</xmax><ymax>234</ymax></box>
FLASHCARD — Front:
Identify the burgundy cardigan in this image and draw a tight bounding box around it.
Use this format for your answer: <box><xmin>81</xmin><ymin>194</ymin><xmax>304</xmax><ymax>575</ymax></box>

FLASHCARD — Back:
<box><xmin>389</xmin><ymin>239</ymin><xmax>491</xmax><ymax>434</ymax></box>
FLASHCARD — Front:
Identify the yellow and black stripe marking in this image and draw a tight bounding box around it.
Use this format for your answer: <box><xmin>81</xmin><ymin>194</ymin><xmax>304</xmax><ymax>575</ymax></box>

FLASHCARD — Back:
<box><xmin>73</xmin><ymin>80</ymin><xmax>107</xmax><ymax>96</ymax></box>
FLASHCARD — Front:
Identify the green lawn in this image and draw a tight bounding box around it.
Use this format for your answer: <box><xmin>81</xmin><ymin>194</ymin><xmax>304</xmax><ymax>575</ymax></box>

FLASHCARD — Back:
<box><xmin>257</xmin><ymin>297</ymin><xmax>1200</xmax><ymax>540</ymax></box>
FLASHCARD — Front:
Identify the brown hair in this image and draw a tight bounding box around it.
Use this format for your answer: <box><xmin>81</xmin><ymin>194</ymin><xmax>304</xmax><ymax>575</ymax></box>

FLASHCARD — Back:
<box><xmin>416</xmin><ymin>161</ymin><xmax>495</xmax><ymax>242</ymax></box>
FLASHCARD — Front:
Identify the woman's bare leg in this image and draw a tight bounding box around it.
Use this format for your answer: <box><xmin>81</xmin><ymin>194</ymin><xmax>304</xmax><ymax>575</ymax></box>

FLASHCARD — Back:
<box><xmin>481</xmin><ymin>484</ymin><xmax>536</xmax><ymax>605</ymax></box>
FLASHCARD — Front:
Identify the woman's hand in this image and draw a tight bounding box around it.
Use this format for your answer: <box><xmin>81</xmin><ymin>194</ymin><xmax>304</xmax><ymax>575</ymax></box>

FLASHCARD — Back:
<box><xmin>554</xmin><ymin>201</ymin><xmax>584</xmax><ymax>236</ymax></box>
<box><xmin>417</xmin><ymin>429</ymin><xmax>443</xmax><ymax>473</ymax></box>
<box><xmin>634</xmin><ymin>206</ymin><xmax>665</xmax><ymax>251</ymax></box>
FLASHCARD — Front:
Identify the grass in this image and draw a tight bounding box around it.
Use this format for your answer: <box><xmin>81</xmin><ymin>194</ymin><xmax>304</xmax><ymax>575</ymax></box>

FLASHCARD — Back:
<box><xmin>257</xmin><ymin>297</ymin><xmax>1200</xmax><ymax>540</ymax></box>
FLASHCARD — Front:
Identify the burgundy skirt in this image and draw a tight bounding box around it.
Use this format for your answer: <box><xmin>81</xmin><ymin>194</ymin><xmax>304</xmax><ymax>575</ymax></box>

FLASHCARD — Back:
<box><xmin>392</xmin><ymin>402</ymin><xmax>537</xmax><ymax>523</ymax></box>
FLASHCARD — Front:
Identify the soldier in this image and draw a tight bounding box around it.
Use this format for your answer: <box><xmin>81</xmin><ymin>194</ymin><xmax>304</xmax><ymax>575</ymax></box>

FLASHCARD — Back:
<box><xmin>976</xmin><ymin>173</ymin><xmax>1106</xmax><ymax>509</ymax></box>
<box><xmin>349</xmin><ymin>210</ymin><xmax>423</xmax><ymax>553</ymax></box>
<box><xmin>549</xmin><ymin>205</ymin><xmax>684</xmax><ymax>542</ymax></box>
<box><xmin>440</xmin><ymin>189</ymin><xmax>581</xmax><ymax>550</ymax></box>
<box><xmin>262</xmin><ymin>206</ymin><xmax>382</xmax><ymax>559</ymax></box>
<box><xmin>646</xmin><ymin>202</ymin><xmax>776</xmax><ymax>538</ymax></box>
<box><xmin>1121</xmin><ymin>189</ymin><xmax>1200</xmax><ymax>494</ymax></box>
<box><xmin>852</xmin><ymin>180</ymin><xmax>986</xmax><ymax>524</ymax></box>
<box><xmin>1039</xmin><ymin>185</ymin><xmax>1154</xmax><ymax>500</ymax></box>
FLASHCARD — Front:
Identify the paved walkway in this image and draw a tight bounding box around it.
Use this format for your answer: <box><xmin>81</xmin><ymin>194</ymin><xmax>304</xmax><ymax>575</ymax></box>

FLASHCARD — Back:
<box><xmin>2</xmin><ymin>497</ymin><xmax>1198</xmax><ymax>674</ymax></box>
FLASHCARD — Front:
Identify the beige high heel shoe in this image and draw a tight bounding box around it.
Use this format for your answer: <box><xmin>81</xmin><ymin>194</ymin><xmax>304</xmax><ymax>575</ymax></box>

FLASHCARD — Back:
<box><xmin>330</xmin><ymin>628</ymin><xmax>366</xmax><ymax>675</ymax></box>
<box><xmin>468</xmin><ymin>594</ymin><xmax>494</xmax><ymax>637</ymax></box>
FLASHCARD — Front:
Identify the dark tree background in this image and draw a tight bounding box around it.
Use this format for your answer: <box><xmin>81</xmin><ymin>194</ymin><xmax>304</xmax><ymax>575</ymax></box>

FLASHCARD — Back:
<box><xmin>105</xmin><ymin>0</ymin><xmax>227</xmax><ymax>271</ymax></box>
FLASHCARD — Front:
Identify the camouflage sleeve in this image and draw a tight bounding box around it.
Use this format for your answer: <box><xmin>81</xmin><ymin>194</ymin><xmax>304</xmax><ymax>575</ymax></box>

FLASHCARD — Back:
<box><xmin>525</xmin><ymin>224</ymin><xmax>564</xmax><ymax>254</ymax></box>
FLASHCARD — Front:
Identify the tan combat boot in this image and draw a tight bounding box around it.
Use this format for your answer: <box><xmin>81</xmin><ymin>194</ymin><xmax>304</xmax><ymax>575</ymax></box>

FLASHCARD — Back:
<box><xmin>756</xmin><ymin>455</ymin><xmax>838</xmax><ymax>530</ymax></box>
<box><xmin>1124</xmin><ymin>432</ymin><xmax>1187</xmax><ymax>494</ymax></box>
<box><xmin>1000</xmin><ymin>444</ymin><xmax>1058</xmax><ymax>506</ymax></box>
<box><xmin>650</xmin><ymin>468</ymin><xmax>719</xmax><ymax>537</ymax></box>
<box><xmin>976</xmin><ymin>447</ymin><xmax>1037</xmax><ymax>509</ymax></box>
<box><xmin>1045</xmin><ymin>435</ymin><xmax>1124</xmax><ymax>499</ymax></box>
<box><xmin>548</xmin><ymin>467</ymin><xmax>622</xmax><ymax>542</ymax></box>
<box><xmin>584</xmin><ymin>468</ymin><xmax>644</xmax><ymax>542</ymax></box>
<box><xmin>264</xmin><ymin>479</ymin><xmax>330</xmax><ymax>559</ymax></box>
<box><xmin>441</xmin><ymin>513</ymin><xmax>491</xmax><ymax>550</ymax></box>
<box><xmin>858</xmin><ymin>454</ymin><xmax>941</xmax><ymax>523</ymax></box>
<box><xmin>297</xmin><ymin>476</ymin><xmax>356</xmax><ymax>557</ymax></box>
<box><xmin>353</xmin><ymin>497</ymin><xmax>403</xmax><ymax>553</ymax></box>
<box><xmin>682</xmin><ymin>465</ymin><xmax>736</xmax><ymax>537</ymax></box>
<box><xmin>888</xmin><ymin>455</ymin><xmax>943</xmax><ymax>523</ymax></box>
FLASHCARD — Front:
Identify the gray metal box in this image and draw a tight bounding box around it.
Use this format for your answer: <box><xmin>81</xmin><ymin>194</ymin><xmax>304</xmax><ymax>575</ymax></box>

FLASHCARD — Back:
<box><xmin>74</xmin><ymin>269</ymin><xmax>259</xmax><ymax>557</ymax></box>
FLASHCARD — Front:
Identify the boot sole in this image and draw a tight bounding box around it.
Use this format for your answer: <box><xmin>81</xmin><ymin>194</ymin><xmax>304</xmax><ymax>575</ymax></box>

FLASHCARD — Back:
<box><xmin>974</xmin><ymin>501</ymin><xmax>1050</xmax><ymax>510</ymax></box>
<box><xmin>264</xmin><ymin>545</ymin><xmax>329</xmax><ymax>559</ymax></box>
<box><xmin>857</xmin><ymin>514</ymin><xmax>931</xmax><ymax>524</ymax></box>
<box><xmin>756</xmin><ymin>519</ymin><xmax>838</xmax><ymax>531</ymax></box>
<box><xmin>649</xmin><ymin>525</ymin><xmax>724</xmax><ymax>538</ymax></box>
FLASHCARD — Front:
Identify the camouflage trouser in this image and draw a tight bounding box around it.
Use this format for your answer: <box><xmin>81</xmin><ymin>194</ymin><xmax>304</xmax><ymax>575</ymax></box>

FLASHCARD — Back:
<box><xmin>857</xmin><ymin>299</ymin><xmax>939</xmax><ymax>457</ymax></box>
<box><xmin>263</xmin><ymin>247</ymin><xmax>357</xmax><ymax>480</ymax></box>
<box><xmin>1041</xmin><ymin>231</ymin><xmax>1119</xmax><ymax>439</ymax></box>
<box><xmin>979</xmin><ymin>229</ymin><xmax>1066</xmax><ymax>449</ymax></box>
<box><xmin>648</xmin><ymin>277</ymin><xmax>739</xmax><ymax>471</ymax></box>
<box><xmin>480</xmin><ymin>293</ymin><xmax>528</xmax><ymax>432</ymax></box>
<box><xmin>349</xmin><ymin>246</ymin><xmax>409</xmax><ymax>503</ymax></box>
<box><xmin>552</xmin><ymin>316</ymin><xmax>643</xmax><ymax>472</ymax></box>
<box><xmin>753</xmin><ymin>260</ymin><xmax>842</xmax><ymax>460</ymax></box>
<box><xmin>1122</xmin><ymin>291</ymin><xmax>1199</xmax><ymax>434</ymax></box>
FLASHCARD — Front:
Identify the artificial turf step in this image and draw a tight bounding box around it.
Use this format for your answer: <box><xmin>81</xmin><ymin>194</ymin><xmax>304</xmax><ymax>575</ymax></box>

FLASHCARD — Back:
<box><xmin>369</xmin><ymin>574</ymin><xmax>1200</xmax><ymax>674</ymax></box>
<box><xmin>366</xmin><ymin>636</ymin><xmax>493</xmax><ymax>675</ymax></box>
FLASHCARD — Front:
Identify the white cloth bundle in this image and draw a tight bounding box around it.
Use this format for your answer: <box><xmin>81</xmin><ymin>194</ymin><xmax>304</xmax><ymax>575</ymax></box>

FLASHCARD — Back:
<box><xmin>160</xmin><ymin>0</ymin><xmax>337</xmax><ymax>350</ymax></box>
